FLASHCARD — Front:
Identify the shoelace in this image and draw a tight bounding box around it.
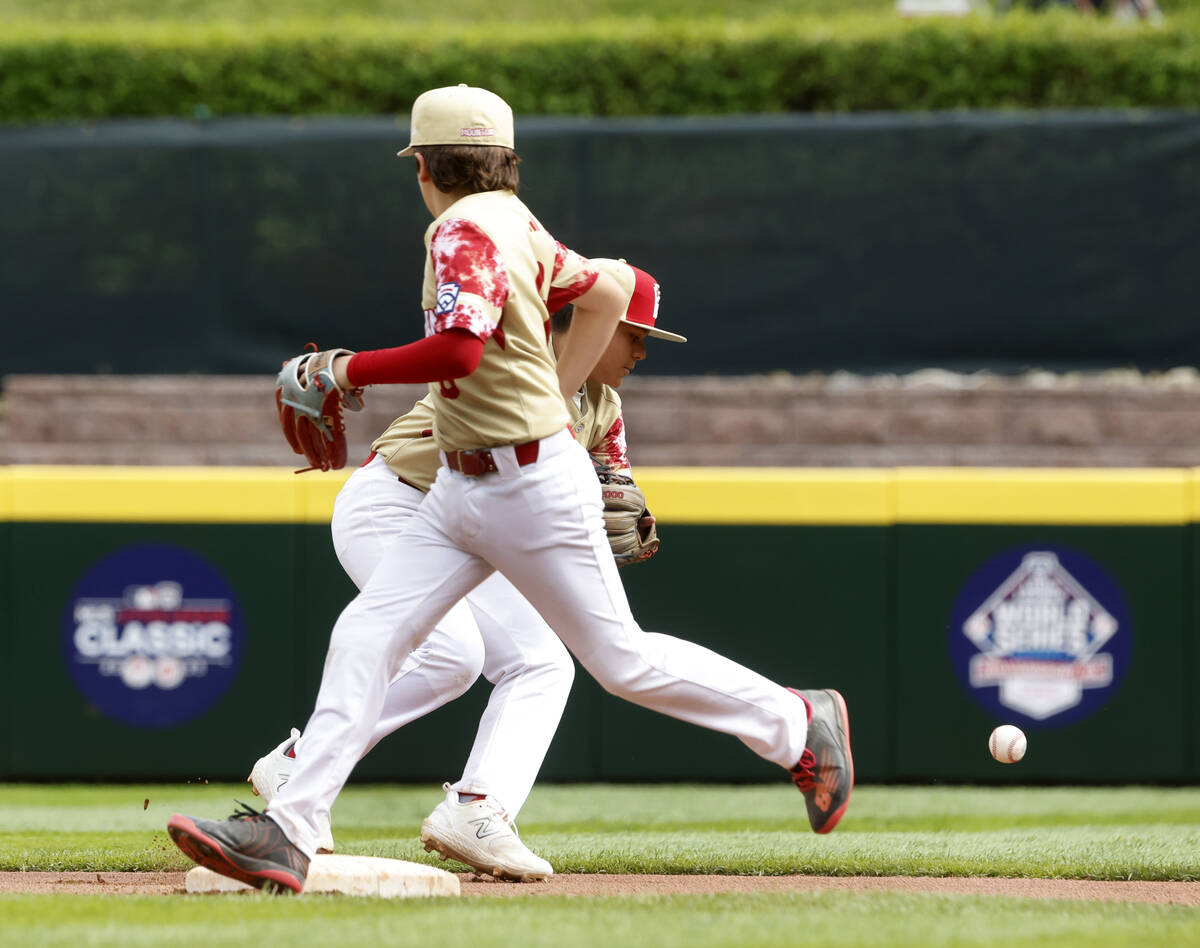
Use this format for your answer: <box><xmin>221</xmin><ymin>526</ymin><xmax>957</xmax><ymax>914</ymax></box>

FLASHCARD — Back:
<box><xmin>228</xmin><ymin>800</ymin><xmax>270</xmax><ymax>821</ymax></box>
<box><xmin>790</xmin><ymin>748</ymin><xmax>818</xmax><ymax>792</ymax></box>
<box><xmin>449</xmin><ymin>784</ymin><xmax>517</xmax><ymax>833</ymax></box>
<box><xmin>479</xmin><ymin>797</ymin><xmax>513</xmax><ymax>827</ymax></box>
<box><xmin>490</xmin><ymin>803</ymin><xmax>524</xmax><ymax>838</ymax></box>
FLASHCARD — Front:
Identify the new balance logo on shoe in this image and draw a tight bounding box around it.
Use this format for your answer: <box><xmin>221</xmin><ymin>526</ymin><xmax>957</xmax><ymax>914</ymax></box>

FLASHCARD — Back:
<box><xmin>814</xmin><ymin>749</ymin><xmax>842</xmax><ymax>811</ymax></box>
<box><xmin>469</xmin><ymin>816</ymin><xmax>503</xmax><ymax>839</ymax></box>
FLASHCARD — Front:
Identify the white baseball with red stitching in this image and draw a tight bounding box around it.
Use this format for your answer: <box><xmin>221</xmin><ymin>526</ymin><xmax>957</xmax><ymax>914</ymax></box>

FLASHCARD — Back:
<box><xmin>989</xmin><ymin>725</ymin><xmax>1027</xmax><ymax>764</ymax></box>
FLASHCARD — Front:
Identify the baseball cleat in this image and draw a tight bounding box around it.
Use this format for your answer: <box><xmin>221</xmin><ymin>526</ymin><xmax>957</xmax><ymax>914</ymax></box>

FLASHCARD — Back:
<box><xmin>248</xmin><ymin>727</ymin><xmax>335</xmax><ymax>853</ymax></box>
<box><xmin>167</xmin><ymin>802</ymin><xmax>309</xmax><ymax>894</ymax></box>
<box><xmin>248</xmin><ymin>727</ymin><xmax>299</xmax><ymax>801</ymax></box>
<box><xmin>419</xmin><ymin>783</ymin><xmax>552</xmax><ymax>882</ymax></box>
<box><xmin>788</xmin><ymin>688</ymin><xmax>854</xmax><ymax>834</ymax></box>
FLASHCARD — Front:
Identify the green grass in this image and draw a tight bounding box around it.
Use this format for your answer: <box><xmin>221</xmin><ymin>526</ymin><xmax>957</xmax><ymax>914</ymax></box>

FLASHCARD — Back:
<box><xmin>3</xmin><ymin>784</ymin><xmax>1200</xmax><ymax>947</ymax></box>
<box><xmin>2</xmin><ymin>891</ymin><xmax>1200</xmax><ymax>948</ymax></box>
<box><xmin>3</xmin><ymin>783</ymin><xmax>1200</xmax><ymax>879</ymax></box>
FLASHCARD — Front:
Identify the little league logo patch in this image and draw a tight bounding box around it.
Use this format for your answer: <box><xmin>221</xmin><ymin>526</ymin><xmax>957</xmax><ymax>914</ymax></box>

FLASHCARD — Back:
<box><xmin>61</xmin><ymin>544</ymin><xmax>243</xmax><ymax>729</ymax></box>
<box><xmin>435</xmin><ymin>281</ymin><xmax>461</xmax><ymax>315</ymax></box>
<box><xmin>948</xmin><ymin>546</ymin><xmax>1132</xmax><ymax>728</ymax></box>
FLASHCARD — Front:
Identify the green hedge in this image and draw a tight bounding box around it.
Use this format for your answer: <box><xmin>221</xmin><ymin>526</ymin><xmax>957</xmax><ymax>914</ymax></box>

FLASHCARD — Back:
<box><xmin>1</xmin><ymin>12</ymin><xmax>1198</xmax><ymax>121</ymax></box>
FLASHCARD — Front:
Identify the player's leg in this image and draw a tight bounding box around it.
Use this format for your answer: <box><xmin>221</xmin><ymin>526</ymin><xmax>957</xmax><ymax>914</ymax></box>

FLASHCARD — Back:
<box><xmin>473</xmin><ymin>431</ymin><xmax>852</xmax><ymax>834</ymax></box>
<box><xmin>249</xmin><ymin>457</ymin><xmax>486</xmax><ymax>851</ymax></box>
<box><xmin>334</xmin><ymin>459</ymin><xmax>572</xmax><ymax>812</ymax></box>
<box><xmin>266</xmin><ymin>472</ymin><xmax>496</xmax><ymax>858</ymax></box>
<box><xmin>168</xmin><ymin>465</ymin><xmax>496</xmax><ymax>889</ymax></box>
<box><xmin>419</xmin><ymin>572</ymin><xmax>574</xmax><ymax>880</ymax></box>
<box><xmin>454</xmin><ymin>573</ymin><xmax>574</xmax><ymax>813</ymax></box>
<box><xmin>335</xmin><ymin>466</ymin><xmax>571</xmax><ymax>879</ymax></box>
<box><xmin>329</xmin><ymin>457</ymin><xmax>486</xmax><ymax>754</ymax></box>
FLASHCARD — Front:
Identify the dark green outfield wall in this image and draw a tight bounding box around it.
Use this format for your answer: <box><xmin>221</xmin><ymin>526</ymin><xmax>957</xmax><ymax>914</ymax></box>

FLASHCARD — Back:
<box><xmin>3</xmin><ymin>112</ymin><xmax>1197</xmax><ymax>377</ymax></box>
<box><xmin>3</xmin><ymin>518</ymin><xmax>1193</xmax><ymax>783</ymax></box>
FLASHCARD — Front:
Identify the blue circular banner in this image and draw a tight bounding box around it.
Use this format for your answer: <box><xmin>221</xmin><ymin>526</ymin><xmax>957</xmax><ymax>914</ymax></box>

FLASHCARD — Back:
<box><xmin>61</xmin><ymin>544</ymin><xmax>244</xmax><ymax>729</ymax></box>
<box><xmin>948</xmin><ymin>545</ymin><xmax>1132</xmax><ymax>729</ymax></box>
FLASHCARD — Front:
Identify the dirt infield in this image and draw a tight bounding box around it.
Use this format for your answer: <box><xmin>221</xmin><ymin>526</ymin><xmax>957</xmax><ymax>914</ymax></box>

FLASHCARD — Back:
<box><xmin>2</xmin><ymin>872</ymin><xmax>1198</xmax><ymax>904</ymax></box>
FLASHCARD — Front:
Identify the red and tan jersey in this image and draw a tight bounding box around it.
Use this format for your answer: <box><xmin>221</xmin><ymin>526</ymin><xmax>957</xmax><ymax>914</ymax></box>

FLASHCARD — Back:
<box><xmin>573</xmin><ymin>380</ymin><xmax>630</xmax><ymax>475</ymax></box>
<box><xmin>373</xmin><ymin>379</ymin><xmax>628</xmax><ymax>490</ymax></box>
<box><xmin>420</xmin><ymin>190</ymin><xmax>597</xmax><ymax>452</ymax></box>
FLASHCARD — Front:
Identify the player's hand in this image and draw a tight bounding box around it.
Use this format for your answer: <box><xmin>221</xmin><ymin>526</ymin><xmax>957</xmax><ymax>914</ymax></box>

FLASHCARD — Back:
<box><xmin>275</xmin><ymin>346</ymin><xmax>365</xmax><ymax>473</ymax></box>
<box><xmin>595</xmin><ymin>460</ymin><xmax>660</xmax><ymax>567</ymax></box>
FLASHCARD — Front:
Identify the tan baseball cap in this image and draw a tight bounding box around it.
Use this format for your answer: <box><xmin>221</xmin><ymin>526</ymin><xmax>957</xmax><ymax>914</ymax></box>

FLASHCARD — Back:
<box><xmin>592</xmin><ymin>258</ymin><xmax>687</xmax><ymax>343</ymax></box>
<box><xmin>397</xmin><ymin>84</ymin><xmax>515</xmax><ymax>157</ymax></box>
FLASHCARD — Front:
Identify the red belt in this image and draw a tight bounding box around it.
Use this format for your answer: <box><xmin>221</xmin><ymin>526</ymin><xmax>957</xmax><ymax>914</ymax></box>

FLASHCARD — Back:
<box><xmin>444</xmin><ymin>440</ymin><xmax>540</xmax><ymax>476</ymax></box>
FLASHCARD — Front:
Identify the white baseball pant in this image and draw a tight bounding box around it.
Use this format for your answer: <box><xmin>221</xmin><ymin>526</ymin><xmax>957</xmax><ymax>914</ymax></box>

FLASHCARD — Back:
<box><xmin>269</xmin><ymin>429</ymin><xmax>808</xmax><ymax>857</ymax></box>
<box><xmin>295</xmin><ymin>454</ymin><xmax>573</xmax><ymax>822</ymax></box>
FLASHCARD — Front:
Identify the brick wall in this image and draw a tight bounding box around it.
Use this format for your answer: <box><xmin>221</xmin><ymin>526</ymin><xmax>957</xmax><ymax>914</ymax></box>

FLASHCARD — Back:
<box><xmin>4</xmin><ymin>369</ymin><xmax>1200</xmax><ymax>467</ymax></box>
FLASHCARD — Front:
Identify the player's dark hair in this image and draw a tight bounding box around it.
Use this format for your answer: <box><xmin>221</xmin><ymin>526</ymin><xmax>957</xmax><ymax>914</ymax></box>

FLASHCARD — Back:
<box><xmin>550</xmin><ymin>303</ymin><xmax>574</xmax><ymax>335</ymax></box>
<box><xmin>414</xmin><ymin>145</ymin><xmax>521</xmax><ymax>195</ymax></box>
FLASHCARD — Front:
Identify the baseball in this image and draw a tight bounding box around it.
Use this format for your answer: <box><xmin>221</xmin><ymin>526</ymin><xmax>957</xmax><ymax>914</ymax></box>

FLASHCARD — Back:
<box><xmin>989</xmin><ymin>725</ymin><xmax>1027</xmax><ymax>764</ymax></box>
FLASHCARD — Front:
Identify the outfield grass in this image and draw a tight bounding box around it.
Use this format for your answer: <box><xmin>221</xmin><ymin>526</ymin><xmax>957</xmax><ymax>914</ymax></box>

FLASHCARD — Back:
<box><xmin>2</xmin><ymin>891</ymin><xmax>1200</xmax><ymax>948</ymax></box>
<box><xmin>3</xmin><ymin>783</ymin><xmax>1200</xmax><ymax>880</ymax></box>
<box><xmin>2</xmin><ymin>784</ymin><xmax>1198</xmax><ymax>947</ymax></box>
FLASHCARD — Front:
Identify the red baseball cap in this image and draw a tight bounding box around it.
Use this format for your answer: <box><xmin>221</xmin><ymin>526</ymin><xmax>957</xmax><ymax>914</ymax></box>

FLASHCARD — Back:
<box><xmin>594</xmin><ymin>260</ymin><xmax>686</xmax><ymax>343</ymax></box>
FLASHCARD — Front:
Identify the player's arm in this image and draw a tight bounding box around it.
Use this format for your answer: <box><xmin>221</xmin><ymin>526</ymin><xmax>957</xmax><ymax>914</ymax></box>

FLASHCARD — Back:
<box><xmin>555</xmin><ymin>270</ymin><xmax>625</xmax><ymax>403</ymax></box>
<box><xmin>328</xmin><ymin>331</ymin><xmax>482</xmax><ymax>389</ymax></box>
<box><xmin>588</xmin><ymin>414</ymin><xmax>632</xmax><ymax>475</ymax></box>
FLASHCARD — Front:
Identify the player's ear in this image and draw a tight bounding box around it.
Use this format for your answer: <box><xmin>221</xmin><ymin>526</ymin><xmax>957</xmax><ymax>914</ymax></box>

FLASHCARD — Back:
<box><xmin>414</xmin><ymin>152</ymin><xmax>432</xmax><ymax>183</ymax></box>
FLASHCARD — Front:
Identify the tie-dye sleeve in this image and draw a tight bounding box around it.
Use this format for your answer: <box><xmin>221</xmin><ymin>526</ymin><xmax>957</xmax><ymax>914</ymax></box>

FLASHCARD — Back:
<box><xmin>425</xmin><ymin>219</ymin><xmax>511</xmax><ymax>341</ymax></box>
<box><xmin>546</xmin><ymin>241</ymin><xmax>599</xmax><ymax>312</ymax></box>
<box><xmin>588</xmin><ymin>415</ymin><xmax>632</xmax><ymax>476</ymax></box>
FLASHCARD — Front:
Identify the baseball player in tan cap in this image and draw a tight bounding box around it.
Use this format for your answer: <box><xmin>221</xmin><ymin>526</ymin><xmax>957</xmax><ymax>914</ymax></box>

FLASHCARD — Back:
<box><xmin>247</xmin><ymin>260</ymin><xmax>679</xmax><ymax>881</ymax></box>
<box><xmin>169</xmin><ymin>85</ymin><xmax>853</xmax><ymax>893</ymax></box>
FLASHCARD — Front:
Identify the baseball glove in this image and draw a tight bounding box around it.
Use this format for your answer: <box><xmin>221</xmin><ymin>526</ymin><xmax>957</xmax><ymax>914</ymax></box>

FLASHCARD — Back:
<box><xmin>275</xmin><ymin>345</ymin><xmax>365</xmax><ymax>472</ymax></box>
<box><xmin>594</xmin><ymin>459</ymin><xmax>659</xmax><ymax>567</ymax></box>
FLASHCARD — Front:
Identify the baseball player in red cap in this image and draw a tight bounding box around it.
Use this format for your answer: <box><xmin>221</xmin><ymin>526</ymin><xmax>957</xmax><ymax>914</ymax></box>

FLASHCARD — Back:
<box><xmin>169</xmin><ymin>85</ymin><xmax>852</xmax><ymax>894</ymax></box>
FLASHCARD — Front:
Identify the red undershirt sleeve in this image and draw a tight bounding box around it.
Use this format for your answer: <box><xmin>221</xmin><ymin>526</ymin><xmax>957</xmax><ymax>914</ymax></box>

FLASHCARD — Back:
<box><xmin>344</xmin><ymin>328</ymin><xmax>484</xmax><ymax>386</ymax></box>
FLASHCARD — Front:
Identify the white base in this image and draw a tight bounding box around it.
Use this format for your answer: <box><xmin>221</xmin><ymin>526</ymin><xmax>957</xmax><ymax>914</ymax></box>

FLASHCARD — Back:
<box><xmin>185</xmin><ymin>854</ymin><xmax>460</xmax><ymax>897</ymax></box>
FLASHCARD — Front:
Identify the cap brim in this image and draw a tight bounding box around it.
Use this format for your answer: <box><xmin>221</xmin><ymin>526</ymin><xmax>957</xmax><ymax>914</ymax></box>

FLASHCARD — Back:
<box><xmin>621</xmin><ymin>318</ymin><xmax>686</xmax><ymax>343</ymax></box>
<box><xmin>396</xmin><ymin>145</ymin><xmax>415</xmax><ymax>157</ymax></box>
